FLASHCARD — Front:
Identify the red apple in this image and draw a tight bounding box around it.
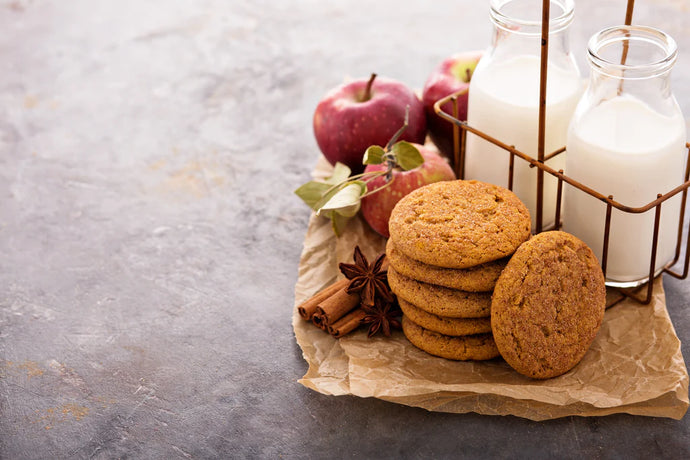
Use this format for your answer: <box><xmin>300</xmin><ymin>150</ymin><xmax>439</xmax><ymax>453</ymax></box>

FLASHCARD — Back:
<box><xmin>361</xmin><ymin>144</ymin><xmax>456</xmax><ymax>238</ymax></box>
<box><xmin>313</xmin><ymin>74</ymin><xmax>426</xmax><ymax>174</ymax></box>
<box><xmin>422</xmin><ymin>51</ymin><xmax>482</xmax><ymax>161</ymax></box>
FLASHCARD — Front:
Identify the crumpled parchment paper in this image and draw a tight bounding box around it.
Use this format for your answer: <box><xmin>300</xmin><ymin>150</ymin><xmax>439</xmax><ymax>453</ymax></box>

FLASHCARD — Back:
<box><xmin>292</xmin><ymin>157</ymin><xmax>689</xmax><ymax>420</ymax></box>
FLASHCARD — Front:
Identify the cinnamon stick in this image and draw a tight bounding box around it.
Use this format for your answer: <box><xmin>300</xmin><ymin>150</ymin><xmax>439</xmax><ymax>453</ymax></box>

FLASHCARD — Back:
<box><xmin>328</xmin><ymin>308</ymin><xmax>366</xmax><ymax>338</ymax></box>
<box><xmin>312</xmin><ymin>312</ymin><xmax>328</xmax><ymax>330</ymax></box>
<box><xmin>315</xmin><ymin>288</ymin><xmax>360</xmax><ymax>326</ymax></box>
<box><xmin>298</xmin><ymin>278</ymin><xmax>349</xmax><ymax>320</ymax></box>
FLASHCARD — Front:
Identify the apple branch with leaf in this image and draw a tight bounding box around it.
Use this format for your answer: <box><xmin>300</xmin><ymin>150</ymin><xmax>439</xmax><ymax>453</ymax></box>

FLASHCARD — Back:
<box><xmin>295</xmin><ymin>107</ymin><xmax>424</xmax><ymax>236</ymax></box>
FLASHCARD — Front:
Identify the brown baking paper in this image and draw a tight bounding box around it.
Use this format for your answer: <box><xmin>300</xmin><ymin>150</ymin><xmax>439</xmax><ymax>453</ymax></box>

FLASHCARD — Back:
<box><xmin>292</xmin><ymin>157</ymin><xmax>689</xmax><ymax>420</ymax></box>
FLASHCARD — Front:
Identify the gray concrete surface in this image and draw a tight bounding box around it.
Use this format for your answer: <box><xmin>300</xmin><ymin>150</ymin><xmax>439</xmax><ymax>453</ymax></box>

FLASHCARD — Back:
<box><xmin>1</xmin><ymin>0</ymin><xmax>689</xmax><ymax>458</ymax></box>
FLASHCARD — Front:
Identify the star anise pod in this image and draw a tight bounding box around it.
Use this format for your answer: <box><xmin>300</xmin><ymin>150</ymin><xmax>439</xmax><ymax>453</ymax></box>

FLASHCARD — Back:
<box><xmin>362</xmin><ymin>296</ymin><xmax>402</xmax><ymax>338</ymax></box>
<box><xmin>339</xmin><ymin>246</ymin><xmax>393</xmax><ymax>307</ymax></box>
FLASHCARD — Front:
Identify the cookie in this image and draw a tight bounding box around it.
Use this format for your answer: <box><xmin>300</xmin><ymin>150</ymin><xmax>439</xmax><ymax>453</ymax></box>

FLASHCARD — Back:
<box><xmin>491</xmin><ymin>231</ymin><xmax>606</xmax><ymax>379</ymax></box>
<box><xmin>398</xmin><ymin>298</ymin><xmax>491</xmax><ymax>336</ymax></box>
<box><xmin>388</xmin><ymin>267</ymin><xmax>491</xmax><ymax>318</ymax></box>
<box><xmin>402</xmin><ymin>316</ymin><xmax>499</xmax><ymax>361</ymax></box>
<box><xmin>388</xmin><ymin>180</ymin><xmax>531</xmax><ymax>269</ymax></box>
<box><xmin>386</xmin><ymin>238</ymin><xmax>507</xmax><ymax>292</ymax></box>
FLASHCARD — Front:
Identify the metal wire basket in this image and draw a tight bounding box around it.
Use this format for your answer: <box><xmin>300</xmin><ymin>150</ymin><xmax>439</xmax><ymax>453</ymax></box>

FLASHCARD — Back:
<box><xmin>433</xmin><ymin>0</ymin><xmax>690</xmax><ymax>304</ymax></box>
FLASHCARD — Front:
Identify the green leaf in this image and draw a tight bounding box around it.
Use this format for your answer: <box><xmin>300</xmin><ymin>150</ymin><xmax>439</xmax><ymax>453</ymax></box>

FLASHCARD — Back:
<box><xmin>294</xmin><ymin>181</ymin><xmax>332</xmax><ymax>210</ymax></box>
<box><xmin>317</xmin><ymin>181</ymin><xmax>365</xmax><ymax>217</ymax></box>
<box><xmin>325</xmin><ymin>162</ymin><xmax>351</xmax><ymax>185</ymax></box>
<box><xmin>312</xmin><ymin>183</ymin><xmax>344</xmax><ymax>212</ymax></box>
<box><xmin>335</xmin><ymin>201</ymin><xmax>361</xmax><ymax>218</ymax></box>
<box><xmin>363</xmin><ymin>145</ymin><xmax>386</xmax><ymax>165</ymax></box>
<box><xmin>330</xmin><ymin>212</ymin><xmax>350</xmax><ymax>237</ymax></box>
<box><xmin>294</xmin><ymin>162</ymin><xmax>367</xmax><ymax>237</ymax></box>
<box><xmin>392</xmin><ymin>141</ymin><xmax>424</xmax><ymax>171</ymax></box>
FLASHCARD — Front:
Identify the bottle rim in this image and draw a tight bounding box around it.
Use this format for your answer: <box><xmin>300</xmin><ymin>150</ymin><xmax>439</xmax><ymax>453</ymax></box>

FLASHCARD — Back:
<box><xmin>588</xmin><ymin>25</ymin><xmax>678</xmax><ymax>79</ymax></box>
<box><xmin>489</xmin><ymin>0</ymin><xmax>575</xmax><ymax>35</ymax></box>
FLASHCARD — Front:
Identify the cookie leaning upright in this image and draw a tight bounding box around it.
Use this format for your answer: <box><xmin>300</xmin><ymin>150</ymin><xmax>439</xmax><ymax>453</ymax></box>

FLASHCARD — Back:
<box><xmin>491</xmin><ymin>231</ymin><xmax>606</xmax><ymax>379</ymax></box>
<box><xmin>388</xmin><ymin>180</ymin><xmax>532</xmax><ymax>269</ymax></box>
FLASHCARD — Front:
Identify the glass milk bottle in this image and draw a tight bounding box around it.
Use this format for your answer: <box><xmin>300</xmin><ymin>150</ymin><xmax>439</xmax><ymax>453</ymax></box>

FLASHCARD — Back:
<box><xmin>465</xmin><ymin>0</ymin><xmax>582</xmax><ymax>230</ymax></box>
<box><xmin>563</xmin><ymin>25</ymin><xmax>687</xmax><ymax>287</ymax></box>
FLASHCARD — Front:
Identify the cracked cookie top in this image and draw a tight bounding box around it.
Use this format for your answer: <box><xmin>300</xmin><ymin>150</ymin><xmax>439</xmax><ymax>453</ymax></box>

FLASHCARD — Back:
<box><xmin>388</xmin><ymin>180</ymin><xmax>532</xmax><ymax>269</ymax></box>
<box><xmin>490</xmin><ymin>231</ymin><xmax>606</xmax><ymax>379</ymax></box>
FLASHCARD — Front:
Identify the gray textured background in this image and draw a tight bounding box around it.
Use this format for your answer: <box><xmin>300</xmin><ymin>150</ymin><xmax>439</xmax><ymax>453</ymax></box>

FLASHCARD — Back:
<box><xmin>1</xmin><ymin>0</ymin><xmax>689</xmax><ymax>458</ymax></box>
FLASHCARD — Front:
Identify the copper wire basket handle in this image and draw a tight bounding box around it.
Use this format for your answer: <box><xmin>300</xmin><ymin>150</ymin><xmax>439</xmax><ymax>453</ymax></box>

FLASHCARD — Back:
<box><xmin>431</xmin><ymin>0</ymin><xmax>690</xmax><ymax>304</ymax></box>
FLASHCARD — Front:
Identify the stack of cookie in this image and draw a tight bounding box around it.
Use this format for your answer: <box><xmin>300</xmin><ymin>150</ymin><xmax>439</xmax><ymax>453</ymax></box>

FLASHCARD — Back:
<box><xmin>386</xmin><ymin>179</ymin><xmax>532</xmax><ymax>361</ymax></box>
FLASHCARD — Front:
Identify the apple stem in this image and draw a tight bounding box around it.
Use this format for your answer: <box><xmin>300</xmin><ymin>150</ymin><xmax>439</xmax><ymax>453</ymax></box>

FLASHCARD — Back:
<box><xmin>363</xmin><ymin>73</ymin><xmax>377</xmax><ymax>102</ymax></box>
<box><xmin>465</xmin><ymin>67</ymin><xmax>473</xmax><ymax>82</ymax></box>
<box><xmin>385</xmin><ymin>105</ymin><xmax>409</xmax><ymax>153</ymax></box>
